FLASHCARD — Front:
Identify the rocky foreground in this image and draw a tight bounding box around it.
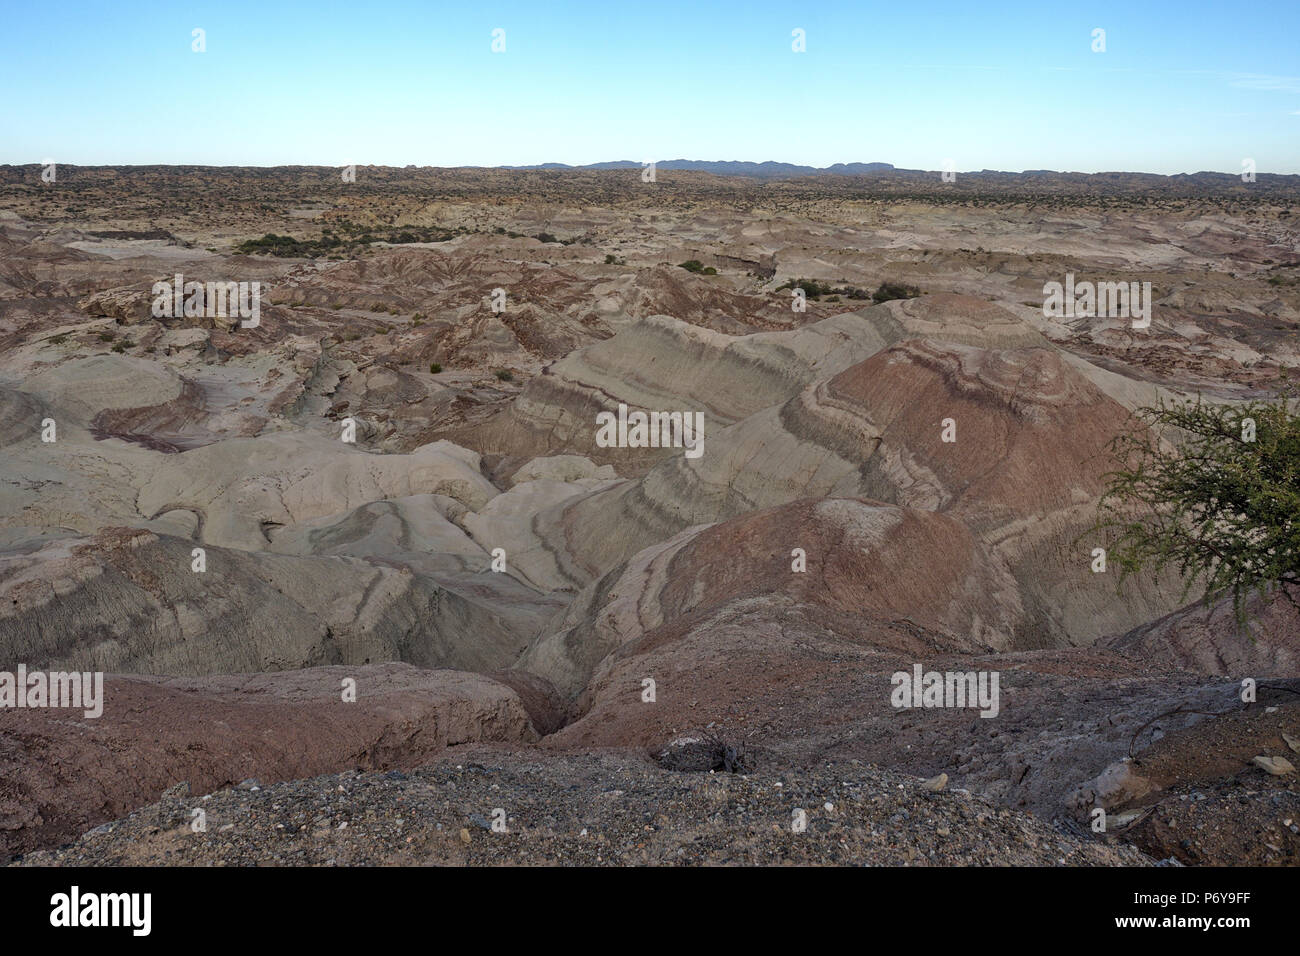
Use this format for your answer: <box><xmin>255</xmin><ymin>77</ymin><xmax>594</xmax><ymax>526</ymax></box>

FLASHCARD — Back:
<box><xmin>5</xmin><ymin>662</ymin><xmax>1297</xmax><ymax>866</ymax></box>
<box><xmin>12</xmin><ymin>753</ymin><xmax>1148</xmax><ymax>867</ymax></box>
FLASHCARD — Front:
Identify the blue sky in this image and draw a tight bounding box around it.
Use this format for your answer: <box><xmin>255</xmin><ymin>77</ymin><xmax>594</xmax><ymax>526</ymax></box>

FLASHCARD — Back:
<box><xmin>3</xmin><ymin>0</ymin><xmax>1297</xmax><ymax>173</ymax></box>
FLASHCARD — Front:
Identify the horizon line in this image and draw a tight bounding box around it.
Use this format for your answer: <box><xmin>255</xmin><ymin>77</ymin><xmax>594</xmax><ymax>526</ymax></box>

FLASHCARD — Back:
<box><xmin>2</xmin><ymin>160</ymin><xmax>1293</xmax><ymax>179</ymax></box>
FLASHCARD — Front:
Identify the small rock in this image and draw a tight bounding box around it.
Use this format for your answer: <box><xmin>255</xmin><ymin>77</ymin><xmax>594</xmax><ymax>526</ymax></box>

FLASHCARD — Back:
<box><xmin>1113</xmin><ymin>809</ymin><xmax>1144</xmax><ymax>828</ymax></box>
<box><xmin>459</xmin><ymin>828</ymin><xmax>471</xmax><ymax>844</ymax></box>
<box><xmin>1252</xmin><ymin>755</ymin><xmax>1296</xmax><ymax>776</ymax></box>
<box><xmin>922</xmin><ymin>773</ymin><xmax>948</xmax><ymax>792</ymax></box>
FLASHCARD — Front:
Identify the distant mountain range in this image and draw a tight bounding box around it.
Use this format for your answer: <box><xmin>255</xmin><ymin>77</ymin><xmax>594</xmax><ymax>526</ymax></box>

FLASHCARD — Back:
<box><xmin>491</xmin><ymin>160</ymin><xmax>1295</xmax><ymax>184</ymax></box>
<box><xmin>499</xmin><ymin>160</ymin><xmax>898</xmax><ymax>178</ymax></box>
<box><xmin>3</xmin><ymin>163</ymin><xmax>1294</xmax><ymax>197</ymax></box>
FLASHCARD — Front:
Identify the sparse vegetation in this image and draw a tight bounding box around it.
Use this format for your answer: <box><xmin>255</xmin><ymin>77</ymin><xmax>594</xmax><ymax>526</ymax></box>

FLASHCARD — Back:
<box><xmin>494</xmin><ymin>369</ymin><xmax>513</xmax><ymax>381</ymax></box>
<box><xmin>774</xmin><ymin>279</ymin><xmax>921</xmax><ymax>303</ymax></box>
<box><xmin>775</xmin><ymin>278</ymin><xmax>871</xmax><ymax>300</ymax></box>
<box><xmin>236</xmin><ymin>224</ymin><xmax>463</xmax><ymax>258</ymax></box>
<box><xmin>430</xmin><ymin>363</ymin><xmax>442</xmax><ymax>374</ymax></box>
<box><xmin>871</xmin><ymin>281</ymin><xmax>922</xmax><ymax>304</ymax></box>
<box><xmin>1094</xmin><ymin>388</ymin><xmax>1300</xmax><ymax>620</ymax></box>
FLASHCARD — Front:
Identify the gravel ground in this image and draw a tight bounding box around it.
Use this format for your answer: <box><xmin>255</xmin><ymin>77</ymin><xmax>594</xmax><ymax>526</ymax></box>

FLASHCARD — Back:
<box><xmin>12</xmin><ymin>749</ymin><xmax>1150</xmax><ymax>866</ymax></box>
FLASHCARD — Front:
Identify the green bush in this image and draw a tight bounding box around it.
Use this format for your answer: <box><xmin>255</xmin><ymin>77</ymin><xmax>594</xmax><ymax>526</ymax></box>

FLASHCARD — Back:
<box><xmin>1093</xmin><ymin>388</ymin><xmax>1300</xmax><ymax>620</ymax></box>
<box><xmin>871</xmin><ymin>281</ymin><xmax>922</xmax><ymax>304</ymax></box>
<box><xmin>430</xmin><ymin>363</ymin><xmax>442</xmax><ymax>374</ymax></box>
<box><xmin>495</xmin><ymin>369</ymin><xmax>514</xmax><ymax>381</ymax></box>
<box><xmin>235</xmin><ymin>226</ymin><xmax>460</xmax><ymax>258</ymax></box>
<box><xmin>775</xmin><ymin>278</ymin><xmax>871</xmax><ymax>301</ymax></box>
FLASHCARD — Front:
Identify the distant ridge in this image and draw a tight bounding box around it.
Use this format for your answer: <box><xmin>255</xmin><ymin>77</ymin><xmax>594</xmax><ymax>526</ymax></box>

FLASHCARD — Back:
<box><xmin>498</xmin><ymin>159</ymin><xmax>897</xmax><ymax>178</ymax></box>
<box><xmin>3</xmin><ymin>164</ymin><xmax>1296</xmax><ymax>197</ymax></box>
<box><xmin>486</xmin><ymin>160</ymin><xmax>1298</xmax><ymax>185</ymax></box>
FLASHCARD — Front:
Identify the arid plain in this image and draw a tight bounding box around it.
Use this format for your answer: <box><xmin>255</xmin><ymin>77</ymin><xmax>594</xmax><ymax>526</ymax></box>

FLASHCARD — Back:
<box><xmin>1</xmin><ymin>164</ymin><xmax>1298</xmax><ymax>866</ymax></box>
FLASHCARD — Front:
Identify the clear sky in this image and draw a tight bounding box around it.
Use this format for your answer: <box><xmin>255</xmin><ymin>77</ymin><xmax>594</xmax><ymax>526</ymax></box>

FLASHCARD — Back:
<box><xmin>3</xmin><ymin>0</ymin><xmax>1297</xmax><ymax>173</ymax></box>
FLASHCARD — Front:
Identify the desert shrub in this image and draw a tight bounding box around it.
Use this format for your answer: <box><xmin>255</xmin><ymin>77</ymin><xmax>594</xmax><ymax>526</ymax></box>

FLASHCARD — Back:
<box><xmin>775</xmin><ymin>277</ymin><xmax>871</xmax><ymax>300</ymax></box>
<box><xmin>678</xmin><ymin>259</ymin><xmax>706</xmax><ymax>273</ymax></box>
<box><xmin>871</xmin><ymin>281</ymin><xmax>922</xmax><ymax>303</ymax></box>
<box><xmin>430</xmin><ymin>363</ymin><xmax>442</xmax><ymax>374</ymax></box>
<box><xmin>1094</xmin><ymin>388</ymin><xmax>1300</xmax><ymax>619</ymax></box>
<box><xmin>235</xmin><ymin>233</ymin><xmax>314</xmax><ymax>256</ymax></box>
<box><xmin>495</xmin><ymin>369</ymin><xmax>513</xmax><ymax>381</ymax></box>
<box><xmin>235</xmin><ymin>226</ymin><xmax>458</xmax><ymax>258</ymax></box>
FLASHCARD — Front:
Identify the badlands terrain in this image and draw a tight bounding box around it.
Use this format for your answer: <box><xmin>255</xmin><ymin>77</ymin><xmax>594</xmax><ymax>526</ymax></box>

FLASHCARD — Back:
<box><xmin>1</xmin><ymin>164</ymin><xmax>1298</xmax><ymax>866</ymax></box>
